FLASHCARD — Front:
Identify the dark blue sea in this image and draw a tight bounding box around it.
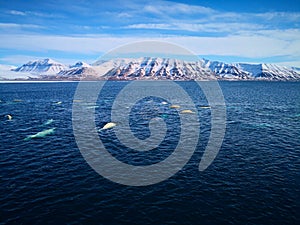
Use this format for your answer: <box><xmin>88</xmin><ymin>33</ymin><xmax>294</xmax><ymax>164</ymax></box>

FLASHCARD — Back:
<box><xmin>0</xmin><ymin>81</ymin><xmax>299</xmax><ymax>224</ymax></box>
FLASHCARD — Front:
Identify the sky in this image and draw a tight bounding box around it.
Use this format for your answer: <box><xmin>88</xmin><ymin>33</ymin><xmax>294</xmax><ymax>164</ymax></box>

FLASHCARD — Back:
<box><xmin>0</xmin><ymin>0</ymin><xmax>300</xmax><ymax>66</ymax></box>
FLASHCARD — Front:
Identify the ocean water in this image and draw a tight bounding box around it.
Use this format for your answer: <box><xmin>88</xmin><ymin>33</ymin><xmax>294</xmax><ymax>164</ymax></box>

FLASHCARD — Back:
<box><xmin>0</xmin><ymin>81</ymin><xmax>299</xmax><ymax>224</ymax></box>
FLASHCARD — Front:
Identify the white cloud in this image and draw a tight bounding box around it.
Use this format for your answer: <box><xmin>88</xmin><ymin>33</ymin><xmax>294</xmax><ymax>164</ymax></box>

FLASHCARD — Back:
<box><xmin>143</xmin><ymin>1</ymin><xmax>214</xmax><ymax>16</ymax></box>
<box><xmin>242</xmin><ymin>29</ymin><xmax>300</xmax><ymax>41</ymax></box>
<box><xmin>1</xmin><ymin>0</ymin><xmax>300</xmax><ymax>67</ymax></box>
<box><xmin>0</xmin><ymin>31</ymin><xmax>299</xmax><ymax>59</ymax></box>
<box><xmin>208</xmin><ymin>11</ymin><xmax>300</xmax><ymax>23</ymax></box>
<box><xmin>8</xmin><ymin>10</ymin><xmax>27</xmax><ymax>16</ymax></box>
<box><xmin>28</xmin><ymin>11</ymin><xmax>64</xmax><ymax>18</ymax></box>
<box><xmin>0</xmin><ymin>23</ymin><xmax>44</xmax><ymax>29</ymax></box>
<box><xmin>0</xmin><ymin>34</ymin><xmax>138</xmax><ymax>54</ymax></box>
<box><xmin>119</xmin><ymin>1</ymin><xmax>300</xmax><ymax>36</ymax></box>
<box><xmin>136</xmin><ymin>0</ymin><xmax>300</xmax><ymax>28</ymax></box>
<box><xmin>276</xmin><ymin>61</ymin><xmax>300</xmax><ymax>68</ymax></box>
<box><xmin>0</xmin><ymin>55</ymin><xmax>53</xmax><ymax>65</ymax></box>
<box><xmin>125</xmin><ymin>23</ymin><xmax>174</xmax><ymax>30</ymax></box>
<box><xmin>125</xmin><ymin>22</ymin><xmax>266</xmax><ymax>33</ymax></box>
<box><xmin>7</xmin><ymin>9</ymin><xmax>64</xmax><ymax>19</ymax></box>
<box><xmin>116</xmin><ymin>12</ymin><xmax>133</xmax><ymax>18</ymax></box>
<box><xmin>254</xmin><ymin>12</ymin><xmax>300</xmax><ymax>22</ymax></box>
<box><xmin>0</xmin><ymin>31</ymin><xmax>299</xmax><ymax>67</ymax></box>
<box><xmin>0</xmin><ymin>54</ymin><xmax>95</xmax><ymax>66</ymax></box>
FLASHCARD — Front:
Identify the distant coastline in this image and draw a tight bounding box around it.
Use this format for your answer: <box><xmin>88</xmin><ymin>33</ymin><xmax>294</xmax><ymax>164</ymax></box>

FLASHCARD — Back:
<box><xmin>1</xmin><ymin>57</ymin><xmax>300</xmax><ymax>81</ymax></box>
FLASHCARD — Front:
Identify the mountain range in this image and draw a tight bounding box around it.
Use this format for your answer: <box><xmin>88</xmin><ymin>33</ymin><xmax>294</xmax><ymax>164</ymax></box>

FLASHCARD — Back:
<box><xmin>1</xmin><ymin>57</ymin><xmax>300</xmax><ymax>81</ymax></box>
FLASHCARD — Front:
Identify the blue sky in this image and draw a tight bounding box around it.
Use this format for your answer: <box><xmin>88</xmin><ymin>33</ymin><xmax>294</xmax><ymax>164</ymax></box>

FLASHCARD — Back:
<box><xmin>0</xmin><ymin>0</ymin><xmax>300</xmax><ymax>66</ymax></box>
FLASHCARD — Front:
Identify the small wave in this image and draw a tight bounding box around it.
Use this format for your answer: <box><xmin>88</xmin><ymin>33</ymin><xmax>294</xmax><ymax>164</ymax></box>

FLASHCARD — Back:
<box><xmin>42</xmin><ymin>119</ymin><xmax>54</xmax><ymax>126</ymax></box>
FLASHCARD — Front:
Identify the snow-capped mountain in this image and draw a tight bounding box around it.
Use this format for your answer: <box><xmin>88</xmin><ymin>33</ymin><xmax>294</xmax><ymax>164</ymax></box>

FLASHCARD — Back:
<box><xmin>202</xmin><ymin>59</ymin><xmax>300</xmax><ymax>80</ymax></box>
<box><xmin>236</xmin><ymin>63</ymin><xmax>300</xmax><ymax>80</ymax></box>
<box><xmin>201</xmin><ymin>59</ymin><xmax>249</xmax><ymax>79</ymax></box>
<box><xmin>58</xmin><ymin>67</ymin><xmax>98</xmax><ymax>78</ymax></box>
<box><xmin>94</xmin><ymin>57</ymin><xmax>300</xmax><ymax>81</ymax></box>
<box><xmin>57</xmin><ymin>61</ymin><xmax>95</xmax><ymax>78</ymax></box>
<box><xmin>95</xmin><ymin>57</ymin><xmax>214</xmax><ymax>80</ymax></box>
<box><xmin>4</xmin><ymin>57</ymin><xmax>300</xmax><ymax>81</ymax></box>
<box><xmin>12</xmin><ymin>58</ymin><xmax>67</xmax><ymax>75</ymax></box>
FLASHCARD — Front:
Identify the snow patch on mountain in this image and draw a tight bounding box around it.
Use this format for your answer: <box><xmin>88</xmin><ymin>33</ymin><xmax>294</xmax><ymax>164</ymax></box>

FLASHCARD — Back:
<box><xmin>93</xmin><ymin>58</ymin><xmax>136</xmax><ymax>76</ymax></box>
<box><xmin>100</xmin><ymin>57</ymin><xmax>214</xmax><ymax>80</ymax></box>
<box><xmin>58</xmin><ymin>67</ymin><xmax>99</xmax><ymax>78</ymax></box>
<box><xmin>202</xmin><ymin>59</ymin><xmax>300</xmax><ymax>80</ymax></box>
<box><xmin>70</xmin><ymin>61</ymin><xmax>90</xmax><ymax>68</ymax></box>
<box><xmin>12</xmin><ymin>58</ymin><xmax>67</xmax><ymax>75</ymax></box>
<box><xmin>201</xmin><ymin>59</ymin><xmax>249</xmax><ymax>79</ymax></box>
